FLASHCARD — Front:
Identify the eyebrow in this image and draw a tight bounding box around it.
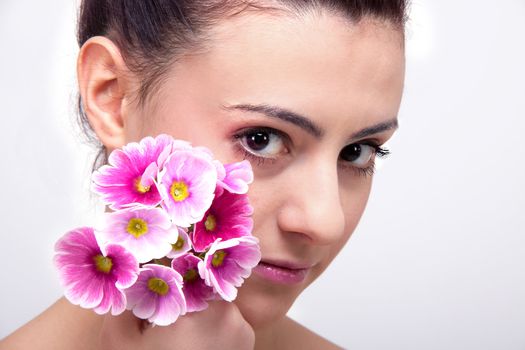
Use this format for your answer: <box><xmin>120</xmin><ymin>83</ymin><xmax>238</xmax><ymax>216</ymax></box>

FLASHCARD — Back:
<box><xmin>221</xmin><ymin>103</ymin><xmax>324</xmax><ymax>138</ymax></box>
<box><xmin>349</xmin><ymin>119</ymin><xmax>398</xmax><ymax>141</ymax></box>
<box><xmin>221</xmin><ymin>102</ymin><xmax>398</xmax><ymax>141</ymax></box>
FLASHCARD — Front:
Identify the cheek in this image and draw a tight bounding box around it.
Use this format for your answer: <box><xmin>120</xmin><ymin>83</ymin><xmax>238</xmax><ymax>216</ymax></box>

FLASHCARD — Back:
<box><xmin>330</xmin><ymin>180</ymin><xmax>374</xmax><ymax>254</ymax></box>
<box><xmin>340</xmin><ymin>171</ymin><xmax>374</xmax><ymax>217</ymax></box>
<box><xmin>345</xmin><ymin>183</ymin><xmax>372</xmax><ymax>223</ymax></box>
<box><xmin>243</xmin><ymin>179</ymin><xmax>274</xmax><ymax>237</ymax></box>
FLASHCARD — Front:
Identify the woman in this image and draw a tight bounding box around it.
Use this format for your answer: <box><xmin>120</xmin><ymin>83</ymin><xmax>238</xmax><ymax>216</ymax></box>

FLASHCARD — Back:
<box><xmin>1</xmin><ymin>0</ymin><xmax>407</xmax><ymax>348</ymax></box>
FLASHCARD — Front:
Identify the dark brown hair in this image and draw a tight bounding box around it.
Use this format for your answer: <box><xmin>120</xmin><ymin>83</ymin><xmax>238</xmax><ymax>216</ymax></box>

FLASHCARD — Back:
<box><xmin>76</xmin><ymin>0</ymin><xmax>409</xmax><ymax>166</ymax></box>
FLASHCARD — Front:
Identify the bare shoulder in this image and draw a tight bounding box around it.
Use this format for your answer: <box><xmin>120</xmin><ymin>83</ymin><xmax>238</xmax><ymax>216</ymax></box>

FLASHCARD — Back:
<box><xmin>0</xmin><ymin>298</ymin><xmax>103</xmax><ymax>350</ymax></box>
<box><xmin>264</xmin><ymin>316</ymin><xmax>344</xmax><ymax>350</ymax></box>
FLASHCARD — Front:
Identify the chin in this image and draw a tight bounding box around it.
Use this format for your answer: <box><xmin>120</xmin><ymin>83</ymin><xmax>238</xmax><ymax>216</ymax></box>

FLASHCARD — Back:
<box><xmin>233</xmin><ymin>274</ymin><xmax>306</xmax><ymax>329</ymax></box>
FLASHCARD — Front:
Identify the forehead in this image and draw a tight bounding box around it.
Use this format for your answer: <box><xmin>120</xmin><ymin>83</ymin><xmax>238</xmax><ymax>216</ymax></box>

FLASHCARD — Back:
<box><xmin>156</xmin><ymin>11</ymin><xmax>405</xmax><ymax>134</ymax></box>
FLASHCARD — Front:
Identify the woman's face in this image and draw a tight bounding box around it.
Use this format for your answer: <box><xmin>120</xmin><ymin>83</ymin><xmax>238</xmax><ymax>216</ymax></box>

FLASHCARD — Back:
<box><xmin>122</xmin><ymin>11</ymin><xmax>405</xmax><ymax>328</ymax></box>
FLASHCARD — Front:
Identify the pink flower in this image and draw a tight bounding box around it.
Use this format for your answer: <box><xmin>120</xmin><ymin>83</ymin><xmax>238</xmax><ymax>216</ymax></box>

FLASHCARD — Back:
<box><xmin>172</xmin><ymin>254</ymin><xmax>216</xmax><ymax>312</ymax></box>
<box><xmin>166</xmin><ymin>227</ymin><xmax>192</xmax><ymax>259</ymax></box>
<box><xmin>125</xmin><ymin>264</ymin><xmax>186</xmax><ymax>326</ymax></box>
<box><xmin>217</xmin><ymin>160</ymin><xmax>253</xmax><ymax>194</ymax></box>
<box><xmin>54</xmin><ymin>227</ymin><xmax>139</xmax><ymax>315</ymax></box>
<box><xmin>157</xmin><ymin>150</ymin><xmax>217</xmax><ymax>227</ymax></box>
<box><xmin>91</xmin><ymin>134</ymin><xmax>173</xmax><ymax>210</ymax></box>
<box><xmin>198</xmin><ymin>237</ymin><xmax>261</xmax><ymax>302</ymax></box>
<box><xmin>192</xmin><ymin>188</ymin><xmax>253</xmax><ymax>252</ymax></box>
<box><xmin>96</xmin><ymin>207</ymin><xmax>178</xmax><ymax>263</ymax></box>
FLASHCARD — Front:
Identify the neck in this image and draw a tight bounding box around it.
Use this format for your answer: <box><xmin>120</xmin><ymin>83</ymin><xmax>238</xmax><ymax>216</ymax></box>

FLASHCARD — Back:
<box><xmin>254</xmin><ymin>316</ymin><xmax>289</xmax><ymax>350</ymax></box>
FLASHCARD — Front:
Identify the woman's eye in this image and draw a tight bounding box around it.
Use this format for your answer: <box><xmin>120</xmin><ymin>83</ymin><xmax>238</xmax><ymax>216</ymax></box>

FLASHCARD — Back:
<box><xmin>339</xmin><ymin>143</ymin><xmax>376</xmax><ymax>167</ymax></box>
<box><xmin>238</xmin><ymin>129</ymin><xmax>286</xmax><ymax>158</ymax></box>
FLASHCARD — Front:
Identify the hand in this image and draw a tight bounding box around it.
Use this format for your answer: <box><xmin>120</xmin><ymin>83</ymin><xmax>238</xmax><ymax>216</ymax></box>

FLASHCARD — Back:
<box><xmin>99</xmin><ymin>301</ymin><xmax>255</xmax><ymax>350</ymax></box>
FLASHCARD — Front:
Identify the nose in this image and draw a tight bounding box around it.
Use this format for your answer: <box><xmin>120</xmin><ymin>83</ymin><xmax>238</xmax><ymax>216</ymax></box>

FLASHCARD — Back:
<box><xmin>276</xmin><ymin>157</ymin><xmax>346</xmax><ymax>246</ymax></box>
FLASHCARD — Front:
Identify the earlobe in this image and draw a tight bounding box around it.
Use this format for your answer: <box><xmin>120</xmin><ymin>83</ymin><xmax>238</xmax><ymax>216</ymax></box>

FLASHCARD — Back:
<box><xmin>77</xmin><ymin>36</ymin><xmax>131</xmax><ymax>151</ymax></box>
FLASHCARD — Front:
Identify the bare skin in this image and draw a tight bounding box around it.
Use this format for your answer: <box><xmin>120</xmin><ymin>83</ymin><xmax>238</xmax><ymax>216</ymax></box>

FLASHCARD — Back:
<box><xmin>1</xmin><ymin>298</ymin><xmax>338</xmax><ymax>349</ymax></box>
<box><xmin>1</xmin><ymin>8</ymin><xmax>404</xmax><ymax>350</ymax></box>
<box><xmin>1</xmin><ymin>299</ymin><xmax>104</xmax><ymax>350</ymax></box>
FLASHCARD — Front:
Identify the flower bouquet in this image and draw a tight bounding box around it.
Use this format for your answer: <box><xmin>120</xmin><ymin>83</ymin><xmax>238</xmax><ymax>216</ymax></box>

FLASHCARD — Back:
<box><xmin>54</xmin><ymin>134</ymin><xmax>261</xmax><ymax>326</ymax></box>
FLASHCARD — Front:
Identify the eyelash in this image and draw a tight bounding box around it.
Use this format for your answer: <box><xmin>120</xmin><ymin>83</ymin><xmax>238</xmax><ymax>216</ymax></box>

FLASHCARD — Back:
<box><xmin>340</xmin><ymin>144</ymin><xmax>390</xmax><ymax>177</ymax></box>
<box><xmin>232</xmin><ymin>127</ymin><xmax>288</xmax><ymax>165</ymax></box>
<box><xmin>232</xmin><ymin>127</ymin><xmax>390</xmax><ymax>177</ymax></box>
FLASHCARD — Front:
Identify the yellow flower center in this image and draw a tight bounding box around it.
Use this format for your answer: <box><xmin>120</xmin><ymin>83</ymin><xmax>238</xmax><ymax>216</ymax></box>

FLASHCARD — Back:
<box><xmin>183</xmin><ymin>269</ymin><xmax>198</xmax><ymax>282</ymax></box>
<box><xmin>147</xmin><ymin>277</ymin><xmax>170</xmax><ymax>296</ymax></box>
<box><xmin>127</xmin><ymin>218</ymin><xmax>148</xmax><ymax>238</ymax></box>
<box><xmin>134</xmin><ymin>177</ymin><xmax>151</xmax><ymax>194</ymax></box>
<box><xmin>211</xmin><ymin>250</ymin><xmax>227</xmax><ymax>268</ymax></box>
<box><xmin>204</xmin><ymin>215</ymin><xmax>217</xmax><ymax>231</ymax></box>
<box><xmin>170</xmin><ymin>181</ymin><xmax>189</xmax><ymax>202</ymax></box>
<box><xmin>93</xmin><ymin>255</ymin><xmax>113</xmax><ymax>274</ymax></box>
<box><xmin>172</xmin><ymin>236</ymin><xmax>185</xmax><ymax>251</ymax></box>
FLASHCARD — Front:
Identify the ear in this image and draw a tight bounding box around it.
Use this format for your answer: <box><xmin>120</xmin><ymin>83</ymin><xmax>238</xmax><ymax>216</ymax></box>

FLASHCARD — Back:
<box><xmin>77</xmin><ymin>36</ymin><xmax>132</xmax><ymax>152</ymax></box>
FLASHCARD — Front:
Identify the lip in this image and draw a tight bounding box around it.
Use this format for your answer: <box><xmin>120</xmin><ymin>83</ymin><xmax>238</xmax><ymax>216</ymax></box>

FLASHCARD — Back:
<box><xmin>253</xmin><ymin>259</ymin><xmax>313</xmax><ymax>285</ymax></box>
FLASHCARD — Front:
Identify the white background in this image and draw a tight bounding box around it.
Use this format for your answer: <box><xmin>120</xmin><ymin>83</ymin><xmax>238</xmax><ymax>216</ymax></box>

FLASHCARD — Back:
<box><xmin>1</xmin><ymin>1</ymin><xmax>524</xmax><ymax>349</ymax></box>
